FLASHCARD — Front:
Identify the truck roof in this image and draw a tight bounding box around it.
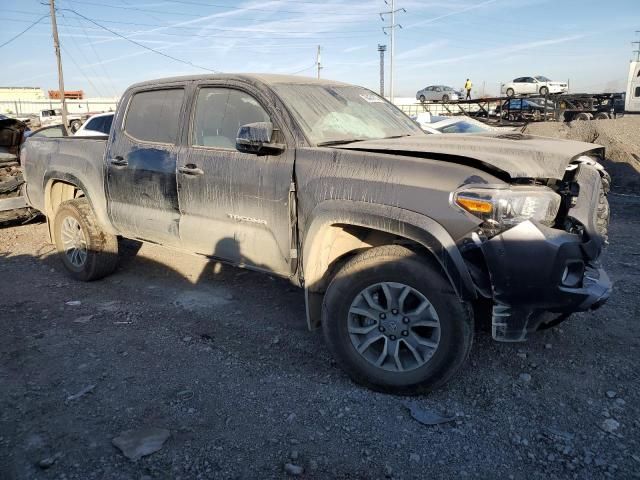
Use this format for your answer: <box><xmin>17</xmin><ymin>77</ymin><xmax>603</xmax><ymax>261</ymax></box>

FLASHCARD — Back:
<box><xmin>128</xmin><ymin>73</ymin><xmax>350</xmax><ymax>90</ymax></box>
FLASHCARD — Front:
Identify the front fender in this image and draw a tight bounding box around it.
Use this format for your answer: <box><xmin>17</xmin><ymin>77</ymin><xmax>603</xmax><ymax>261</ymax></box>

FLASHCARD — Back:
<box><xmin>302</xmin><ymin>200</ymin><xmax>476</xmax><ymax>329</ymax></box>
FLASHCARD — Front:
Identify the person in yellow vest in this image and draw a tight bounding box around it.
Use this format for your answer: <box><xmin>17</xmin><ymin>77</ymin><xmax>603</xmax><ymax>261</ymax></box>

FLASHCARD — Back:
<box><xmin>464</xmin><ymin>78</ymin><xmax>472</xmax><ymax>100</ymax></box>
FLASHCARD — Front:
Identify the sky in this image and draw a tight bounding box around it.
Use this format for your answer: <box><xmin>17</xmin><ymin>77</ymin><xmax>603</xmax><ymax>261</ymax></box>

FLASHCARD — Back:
<box><xmin>1</xmin><ymin>0</ymin><xmax>639</xmax><ymax>99</ymax></box>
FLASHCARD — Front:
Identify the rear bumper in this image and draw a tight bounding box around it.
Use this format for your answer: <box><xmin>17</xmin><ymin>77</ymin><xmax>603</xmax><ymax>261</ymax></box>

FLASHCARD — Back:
<box><xmin>479</xmin><ymin>220</ymin><xmax>611</xmax><ymax>341</ymax></box>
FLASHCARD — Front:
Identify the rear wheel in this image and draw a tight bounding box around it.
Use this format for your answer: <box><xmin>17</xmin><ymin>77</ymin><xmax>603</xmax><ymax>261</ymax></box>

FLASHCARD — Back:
<box><xmin>506</xmin><ymin>88</ymin><xmax>515</xmax><ymax>97</ymax></box>
<box><xmin>574</xmin><ymin>112</ymin><xmax>592</xmax><ymax>121</ymax></box>
<box><xmin>53</xmin><ymin>198</ymin><xmax>119</xmax><ymax>281</ymax></box>
<box><xmin>539</xmin><ymin>86</ymin><xmax>549</xmax><ymax>96</ymax></box>
<box><xmin>419</xmin><ymin>95</ymin><xmax>426</xmax><ymax>103</ymax></box>
<box><xmin>441</xmin><ymin>94</ymin><xmax>450</xmax><ymax>102</ymax></box>
<box><xmin>322</xmin><ymin>245</ymin><xmax>473</xmax><ymax>395</ymax></box>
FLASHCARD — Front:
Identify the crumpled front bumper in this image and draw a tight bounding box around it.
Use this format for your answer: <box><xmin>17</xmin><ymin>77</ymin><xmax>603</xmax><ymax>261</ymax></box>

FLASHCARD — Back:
<box><xmin>472</xmin><ymin>162</ymin><xmax>611</xmax><ymax>342</ymax></box>
<box><xmin>480</xmin><ymin>220</ymin><xmax>611</xmax><ymax>341</ymax></box>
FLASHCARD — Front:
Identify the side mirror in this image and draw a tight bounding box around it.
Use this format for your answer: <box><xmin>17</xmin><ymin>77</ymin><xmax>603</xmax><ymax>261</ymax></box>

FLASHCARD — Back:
<box><xmin>236</xmin><ymin>122</ymin><xmax>284</xmax><ymax>155</ymax></box>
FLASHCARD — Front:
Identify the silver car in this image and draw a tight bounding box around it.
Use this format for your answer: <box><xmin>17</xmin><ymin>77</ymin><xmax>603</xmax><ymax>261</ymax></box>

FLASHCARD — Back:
<box><xmin>416</xmin><ymin>85</ymin><xmax>461</xmax><ymax>103</ymax></box>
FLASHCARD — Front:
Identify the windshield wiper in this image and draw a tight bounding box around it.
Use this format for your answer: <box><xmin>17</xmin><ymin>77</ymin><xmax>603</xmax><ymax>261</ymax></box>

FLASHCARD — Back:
<box><xmin>317</xmin><ymin>139</ymin><xmax>367</xmax><ymax>147</ymax></box>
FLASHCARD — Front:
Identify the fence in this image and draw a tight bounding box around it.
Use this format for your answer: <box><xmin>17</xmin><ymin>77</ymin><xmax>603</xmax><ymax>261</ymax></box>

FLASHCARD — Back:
<box><xmin>0</xmin><ymin>99</ymin><xmax>119</xmax><ymax>116</ymax></box>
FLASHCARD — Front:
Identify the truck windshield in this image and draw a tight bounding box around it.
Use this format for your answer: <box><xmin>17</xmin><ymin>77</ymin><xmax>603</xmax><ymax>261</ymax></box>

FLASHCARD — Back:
<box><xmin>272</xmin><ymin>84</ymin><xmax>423</xmax><ymax>145</ymax></box>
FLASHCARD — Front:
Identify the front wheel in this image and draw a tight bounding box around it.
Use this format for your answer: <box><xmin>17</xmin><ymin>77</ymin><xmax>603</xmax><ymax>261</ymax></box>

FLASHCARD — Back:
<box><xmin>53</xmin><ymin>198</ymin><xmax>119</xmax><ymax>281</ymax></box>
<box><xmin>322</xmin><ymin>245</ymin><xmax>473</xmax><ymax>395</ymax></box>
<box><xmin>539</xmin><ymin>86</ymin><xmax>549</xmax><ymax>96</ymax></box>
<box><xmin>441</xmin><ymin>94</ymin><xmax>450</xmax><ymax>102</ymax></box>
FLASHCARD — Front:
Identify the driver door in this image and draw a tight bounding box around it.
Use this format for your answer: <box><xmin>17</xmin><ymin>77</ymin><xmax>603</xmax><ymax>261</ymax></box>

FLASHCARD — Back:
<box><xmin>177</xmin><ymin>85</ymin><xmax>296</xmax><ymax>275</ymax></box>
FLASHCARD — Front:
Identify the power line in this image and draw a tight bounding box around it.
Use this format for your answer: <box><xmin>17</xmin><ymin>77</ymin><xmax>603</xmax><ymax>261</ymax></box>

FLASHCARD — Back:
<box><xmin>59</xmin><ymin>8</ymin><xmax>118</xmax><ymax>97</ymax></box>
<box><xmin>60</xmin><ymin>43</ymin><xmax>104</xmax><ymax>97</ymax></box>
<box><xmin>67</xmin><ymin>0</ymin><xmax>375</xmax><ymax>23</ymax></box>
<box><xmin>289</xmin><ymin>64</ymin><xmax>317</xmax><ymax>75</ymax></box>
<box><xmin>60</xmin><ymin>8</ymin><xmax>221</xmax><ymax>73</ymax></box>
<box><xmin>3</xmin><ymin>12</ymin><xmax>380</xmax><ymax>36</ymax></box>
<box><xmin>0</xmin><ymin>13</ymin><xmax>49</xmax><ymax>49</ymax></box>
<box><xmin>156</xmin><ymin>0</ymin><xmax>377</xmax><ymax>16</ymax></box>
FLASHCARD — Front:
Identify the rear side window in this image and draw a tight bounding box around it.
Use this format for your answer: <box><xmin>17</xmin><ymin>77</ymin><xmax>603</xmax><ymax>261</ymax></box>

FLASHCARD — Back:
<box><xmin>125</xmin><ymin>89</ymin><xmax>184</xmax><ymax>143</ymax></box>
<box><xmin>191</xmin><ymin>88</ymin><xmax>270</xmax><ymax>149</ymax></box>
<box><xmin>635</xmin><ymin>87</ymin><xmax>640</xmax><ymax>98</ymax></box>
<box><xmin>85</xmin><ymin>116</ymin><xmax>105</xmax><ymax>132</ymax></box>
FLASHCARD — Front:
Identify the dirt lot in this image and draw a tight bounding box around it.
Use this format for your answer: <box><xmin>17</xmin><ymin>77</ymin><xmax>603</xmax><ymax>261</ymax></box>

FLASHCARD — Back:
<box><xmin>0</xmin><ymin>192</ymin><xmax>639</xmax><ymax>479</ymax></box>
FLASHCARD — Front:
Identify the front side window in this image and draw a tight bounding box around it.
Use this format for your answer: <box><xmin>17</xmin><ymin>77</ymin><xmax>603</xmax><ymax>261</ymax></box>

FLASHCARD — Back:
<box><xmin>191</xmin><ymin>88</ymin><xmax>270</xmax><ymax>149</ymax></box>
<box><xmin>635</xmin><ymin>86</ymin><xmax>640</xmax><ymax>97</ymax></box>
<box><xmin>125</xmin><ymin>89</ymin><xmax>184</xmax><ymax>144</ymax></box>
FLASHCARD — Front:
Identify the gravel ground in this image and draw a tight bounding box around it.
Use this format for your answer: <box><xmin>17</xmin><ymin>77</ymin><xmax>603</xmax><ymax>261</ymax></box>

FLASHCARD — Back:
<box><xmin>1</xmin><ymin>195</ymin><xmax>639</xmax><ymax>480</ymax></box>
<box><xmin>525</xmin><ymin>117</ymin><xmax>640</xmax><ymax>194</ymax></box>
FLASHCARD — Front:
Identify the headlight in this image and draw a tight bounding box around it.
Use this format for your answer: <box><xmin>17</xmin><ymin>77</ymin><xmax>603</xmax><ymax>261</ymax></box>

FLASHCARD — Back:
<box><xmin>453</xmin><ymin>186</ymin><xmax>561</xmax><ymax>237</ymax></box>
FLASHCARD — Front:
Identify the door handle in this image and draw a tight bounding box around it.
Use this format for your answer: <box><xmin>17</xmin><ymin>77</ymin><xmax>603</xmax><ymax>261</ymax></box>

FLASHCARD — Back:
<box><xmin>178</xmin><ymin>165</ymin><xmax>204</xmax><ymax>176</ymax></box>
<box><xmin>109</xmin><ymin>157</ymin><xmax>128</xmax><ymax>167</ymax></box>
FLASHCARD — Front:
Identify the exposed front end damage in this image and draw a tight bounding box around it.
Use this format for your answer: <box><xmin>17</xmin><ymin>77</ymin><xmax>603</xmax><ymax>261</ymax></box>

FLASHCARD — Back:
<box><xmin>460</xmin><ymin>160</ymin><xmax>612</xmax><ymax>342</ymax></box>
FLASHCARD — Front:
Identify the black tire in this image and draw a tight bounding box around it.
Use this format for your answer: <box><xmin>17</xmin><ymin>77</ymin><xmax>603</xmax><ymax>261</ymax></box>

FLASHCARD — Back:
<box><xmin>594</xmin><ymin>112</ymin><xmax>609</xmax><ymax>120</ymax></box>
<box><xmin>539</xmin><ymin>86</ymin><xmax>549</xmax><ymax>96</ymax></box>
<box><xmin>441</xmin><ymin>94</ymin><xmax>450</xmax><ymax>102</ymax></box>
<box><xmin>322</xmin><ymin>245</ymin><xmax>473</xmax><ymax>395</ymax></box>
<box><xmin>506</xmin><ymin>88</ymin><xmax>515</xmax><ymax>97</ymax></box>
<box><xmin>574</xmin><ymin>112</ymin><xmax>592</xmax><ymax>121</ymax></box>
<box><xmin>53</xmin><ymin>198</ymin><xmax>119</xmax><ymax>281</ymax></box>
<box><xmin>419</xmin><ymin>95</ymin><xmax>426</xmax><ymax>103</ymax></box>
<box><xmin>69</xmin><ymin>120</ymin><xmax>82</xmax><ymax>133</ymax></box>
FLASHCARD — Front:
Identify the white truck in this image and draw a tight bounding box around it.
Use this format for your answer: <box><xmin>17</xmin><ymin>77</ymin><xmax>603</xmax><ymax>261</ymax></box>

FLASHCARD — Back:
<box><xmin>625</xmin><ymin>60</ymin><xmax>640</xmax><ymax>113</ymax></box>
<box><xmin>38</xmin><ymin>109</ymin><xmax>87</xmax><ymax>133</ymax></box>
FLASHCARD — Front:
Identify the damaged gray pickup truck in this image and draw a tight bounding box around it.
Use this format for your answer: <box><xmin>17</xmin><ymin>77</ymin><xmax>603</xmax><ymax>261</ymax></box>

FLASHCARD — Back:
<box><xmin>22</xmin><ymin>74</ymin><xmax>612</xmax><ymax>394</ymax></box>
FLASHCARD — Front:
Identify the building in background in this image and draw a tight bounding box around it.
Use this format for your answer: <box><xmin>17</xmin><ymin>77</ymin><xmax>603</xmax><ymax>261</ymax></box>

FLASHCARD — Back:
<box><xmin>48</xmin><ymin>90</ymin><xmax>84</xmax><ymax>100</ymax></box>
<box><xmin>0</xmin><ymin>87</ymin><xmax>46</xmax><ymax>101</ymax></box>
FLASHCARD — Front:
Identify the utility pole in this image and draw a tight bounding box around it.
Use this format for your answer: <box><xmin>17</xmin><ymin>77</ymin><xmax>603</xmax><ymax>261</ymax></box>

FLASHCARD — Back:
<box><xmin>380</xmin><ymin>0</ymin><xmax>405</xmax><ymax>103</ymax></box>
<box><xmin>377</xmin><ymin>44</ymin><xmax>387</xmax><ymax>97</ymax></box>
<box><xmin>49</xmin><ymin>0</ymin><xmax>68</xmax><ymax>135</ymax></box>
<box><xmin>316</xmin><ymin>45</ymin><xmax>322</xmax><ymax>79</ymax></box>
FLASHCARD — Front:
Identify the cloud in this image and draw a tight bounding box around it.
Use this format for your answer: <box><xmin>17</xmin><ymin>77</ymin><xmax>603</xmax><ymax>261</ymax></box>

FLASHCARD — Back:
<box><xmin>401</xmin><ymin>34</ymin><xmax>586</xmax><ymax>70</ymax></box>
<box><xmin>405</xmin><ymin>0</ymin><xmax>500</xmax><ymax>29</ymax></box>
<box><xmin>343</xmin><ymin>45</ymin><xmax>367</xmax><ymax>53</ymax></box>
<box><xmin>395</xmin><ymin>41</ymin><xmax>449</xmax><ymax>60</ymax></box>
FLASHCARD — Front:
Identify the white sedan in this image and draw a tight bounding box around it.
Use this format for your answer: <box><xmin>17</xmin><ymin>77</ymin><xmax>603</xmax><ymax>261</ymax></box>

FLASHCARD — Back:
<box><xmin>74</xmin><ymin>112</ymin><xmax>114</xmax><ymax>137</ymax></box>
<box><xmin>501</xmin><ymin>76</ymin><xmax>567</xmax><ymax>97</ymax></box>
<box><xmin>411</xmin><ymin>113</ymin><xmax>514</xmax><ymax>134</ymax></box>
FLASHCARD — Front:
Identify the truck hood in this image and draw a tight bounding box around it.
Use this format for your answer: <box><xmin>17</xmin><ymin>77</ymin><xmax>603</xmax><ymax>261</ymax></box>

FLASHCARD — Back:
<box><xmin>333</xmin><ymin>132</ymin><xmax>603</xmax><ymax>180</ymax></box>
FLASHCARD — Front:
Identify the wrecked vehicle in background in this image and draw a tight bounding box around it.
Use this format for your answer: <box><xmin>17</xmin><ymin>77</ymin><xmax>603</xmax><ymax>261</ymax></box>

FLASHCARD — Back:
<box><xmin>0</xmin><ymin>117</ymin><xmax>30</xmax><ymax>222</ymax></box>
<box><xmin>21</xmin><ymin>74</ymin><xmax>612</xmax><ymax>394</ymax></box>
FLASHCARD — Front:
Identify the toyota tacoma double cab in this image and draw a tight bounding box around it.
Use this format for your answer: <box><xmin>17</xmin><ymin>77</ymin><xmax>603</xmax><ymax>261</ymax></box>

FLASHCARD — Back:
<box><xmin>21</xmin><ymin>74</ymin><xmax>612</xmax><ymax>394</ymax></box>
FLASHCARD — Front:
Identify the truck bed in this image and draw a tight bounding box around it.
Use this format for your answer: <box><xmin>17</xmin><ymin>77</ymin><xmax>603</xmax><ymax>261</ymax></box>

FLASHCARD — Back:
<box><xmin>22</xmin><ymin>136</ymin><xmax>108</xmax><ymax>216</ymax></box>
